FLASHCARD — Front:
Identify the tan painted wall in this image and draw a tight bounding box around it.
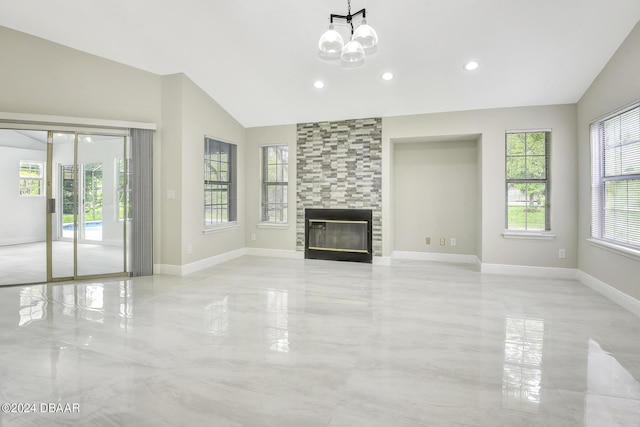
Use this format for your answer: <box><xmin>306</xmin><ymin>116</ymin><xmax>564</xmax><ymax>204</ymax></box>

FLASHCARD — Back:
<box><xmin>159</xmin><ymin>74</ymin><xmax>183</xmax><ymax>266</ymax></box>
<box><xmin>245</xmin><ymin>125</ymin><xmax>297</xmax><ymax>251</ymax></box>
<box><xmin>577</xmin><ymin>21</ymin><xmax>640</xmax><ymax>300</ymax></box>
<box><xmin>393</xmin><ymin>140</ymin><xmax>478</xmax><ymax>255</ymax></box>
<box><xmin>180</xmin><ymin>74</ymin><xmax>246</xmax><ymax>264</ymax></box>
<box><xmin>383</xmin><ymin>104</ymin><xmax>578</xmax><ymax>267</ymax></box>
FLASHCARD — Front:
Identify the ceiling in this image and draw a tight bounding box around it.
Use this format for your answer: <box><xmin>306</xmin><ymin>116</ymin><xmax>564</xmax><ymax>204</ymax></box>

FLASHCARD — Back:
<box><xmin>1</xmin><ymin>0</ymin><xmax>639</xmax><ymax>128</ymax></box>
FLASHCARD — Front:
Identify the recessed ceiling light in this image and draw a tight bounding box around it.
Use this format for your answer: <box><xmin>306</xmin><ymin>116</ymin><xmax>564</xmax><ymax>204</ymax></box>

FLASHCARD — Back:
<box><xmin>313</xmin><ymin>80</ymin><xmax>325</xmax><ymax>89</ymax></box>
<box><xmin>463</xmin><ymin>60</ymin><xmax>479</xmax><ymax>71</ymax></box>
<box><xmin>381</xmin><ymin>72</ymin><xmax>394</xmax><ymax>81</ymax></box>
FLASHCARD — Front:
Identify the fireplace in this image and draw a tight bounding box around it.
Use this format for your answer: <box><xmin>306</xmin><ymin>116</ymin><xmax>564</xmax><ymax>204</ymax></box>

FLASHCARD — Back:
<box><xmin>305</xmin><ymin>209</ymin><xmax>373</xmax><ymax>263</ymax></box>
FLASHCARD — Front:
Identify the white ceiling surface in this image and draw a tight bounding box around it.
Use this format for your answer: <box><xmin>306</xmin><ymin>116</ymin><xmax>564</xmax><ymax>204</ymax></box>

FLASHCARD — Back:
<box><xmin>1</xmin><ymin>1</ymin><xmax>640</xmax><ymax>128</ymax></box>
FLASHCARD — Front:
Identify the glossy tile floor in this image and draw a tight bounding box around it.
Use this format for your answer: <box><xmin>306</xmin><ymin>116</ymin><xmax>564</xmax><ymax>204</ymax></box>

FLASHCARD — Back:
<box><xmin>1</xmin><ymin>256</ymin><xmax>639</xmax><ymax>426</ymax></box>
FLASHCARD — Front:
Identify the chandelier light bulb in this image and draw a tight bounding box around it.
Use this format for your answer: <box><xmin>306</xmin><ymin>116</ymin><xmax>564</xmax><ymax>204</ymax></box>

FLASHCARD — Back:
<box><xmin>352</xmin><ymin>19</ymin><xmax>378</xmax><ymax>49</ymax></box>
<box><xmin>341</xmin><ymin>39</ymin><xmax>365</xmax><ymax>64</ymax></box>
<box><xmin>318</xmin><ymin>24</ymin><xmax>344</xmax><ymax>57</ymax></box>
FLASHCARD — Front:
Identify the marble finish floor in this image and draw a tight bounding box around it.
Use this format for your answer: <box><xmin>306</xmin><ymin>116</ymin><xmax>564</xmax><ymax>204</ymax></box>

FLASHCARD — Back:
<box><xmin>0</xmin><ymin>256</ymin><xmax>639</xmax><ymax>426</ymax></box>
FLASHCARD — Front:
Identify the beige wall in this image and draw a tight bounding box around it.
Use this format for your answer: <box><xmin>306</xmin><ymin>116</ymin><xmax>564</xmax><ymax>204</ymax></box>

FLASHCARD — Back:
<box><xmin>476</xmin><ymin>136</ymin><xmax>484</xmax><ymax>260</ymax></box>
<box><xmin>577</xmin><ymin>21</ymin><xmax>640</xmax><ymax>299</ymax></box>
<box><xmin>393</xmin><ymin>139</ymin><xmax>478</xmax><ymax>255</ymax></box>
<box><xmin>159</xmin><ymin>74</ymin><xmax>183</xmax><ymax>266</ymax></box>
<box><xmin>245</xmin><ymin>125</ymin><xmax>297</xmax><ymax>251</ymax></box>
<box><xmin>0</xmin><ymin>26</ymin><xmax>161</xmax><ymax>124</ymax></box>
<box><xmin>383</xmin><ymin>104</ymin><xmax>578</xmax><ymax>267</ymax></box>
<box><xmin>180</xmin><ymin>74</ymin><xmax>246</xmax><ymax>265</ymax></box>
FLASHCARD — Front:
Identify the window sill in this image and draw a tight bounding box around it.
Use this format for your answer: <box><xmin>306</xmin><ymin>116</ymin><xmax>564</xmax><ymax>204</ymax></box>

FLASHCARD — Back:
<box><xmin>587</xmin><ymin>238</ymin><xmax>640</xmax><ymax>262</ymax></box>
<box><xmin>257</xmin><ymin>222</ymin><xmax>289</xmax><ymax>229</ymax></box>
<box><xmin>203</xmin><ymin>222</ymin><xmax>239</xmax><ymax>234</ymax></box>
<box><xmin>502</xmin><ymin>231</ymin><xmax>556</xmax><ymax>240</ymax></box>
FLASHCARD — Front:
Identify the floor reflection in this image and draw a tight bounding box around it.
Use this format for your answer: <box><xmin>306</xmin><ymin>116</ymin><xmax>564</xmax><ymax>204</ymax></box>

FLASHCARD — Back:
<box><xmin>18</xmin><ymin>285</ymin><xmax>46</xmax><ymax>326</ymax></box>
<box><xmin>119</xmin><ymin>281</ymin><xmax>133</xmax><ymax>330</ymax></box>
<box><xmin>502</xmin><ymin>316</ymin><xmax>544</xmax><ymax>413</ymax></box>
<box><xmin>266</xmin><ymin>289</ymin><xmax>289</xmax><ymax>353</ymax></box>
<box><xmin>19</xmin><ymin>282</ymin><xmax>134</xmax><ymax>328</ymax></box>
<box><xmin>585</xmin><ymin>338</ymin><xmax>640</xmax><ymax>425</ymax></box>
<box><xmin>204</xmin><ymin>296</ymin><xmax>229</xmax><ymax>336</ymax></box>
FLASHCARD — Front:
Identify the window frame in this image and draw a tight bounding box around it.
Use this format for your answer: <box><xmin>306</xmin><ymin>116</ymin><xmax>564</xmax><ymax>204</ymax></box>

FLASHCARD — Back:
<box><xmin>504</xmin><ymin>130</ymin><xmax>551</xmax><ymax>232</ymax></box>
<box><xmin>19</xmin><ymin>160</ymin><xmax>45</xmax><ymax>197</ymax></box>
<box><xmin>260</xmin><ymin>144</ymin><xmax>289</xmax><ymax>224</ymax></box>
<box><xmin>204</xmin><ymin>136</ymin><xmax>237</xmax><ymax>229</ymax></box>
<box><xmin>590</xmin><ymin>102</ymin><xmax>640</xmax><ymax>252</ymax></box>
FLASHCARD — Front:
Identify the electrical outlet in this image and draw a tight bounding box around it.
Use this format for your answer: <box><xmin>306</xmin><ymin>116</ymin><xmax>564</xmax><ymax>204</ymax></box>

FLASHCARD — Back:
<box><xmin>450</xmin><ymin>238</ymin><xmax>457</xmax><ymax>246</ymax></box>
<box><xmin>440</xmin><ymin>238</ymin><xmax>446</xmax><ymax>246</ymax></box>
<box><xmin>187</xmin><ymin>245</ymin><xmax>193</xmax><ymax>254</ymax></box>
<box><xmin>425</xmin><ymin>237</ymin><xmax>431</xmax><ymax>245</ymax></box>
<box><xmin>559</xmin><ymin>249</ymin><xmax>566</xmax><ymax>259</ymax></box>
<box><xmin>251</xmin><ymin>233</ymin><xmax>257</xmax><ymax>241</ymax></box>
<box><xmin>167</xmin><ymin>189</ymin><xmax>175</xmax><ymax>199</ymax></box>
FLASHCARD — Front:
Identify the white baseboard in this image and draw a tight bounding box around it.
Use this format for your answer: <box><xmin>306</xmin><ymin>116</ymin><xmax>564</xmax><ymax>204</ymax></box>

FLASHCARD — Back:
<box><xmin>0</xmin><ymin>236</ymin><xmax>44</xmax><ymax>246</ymax></box>
<box><xmin>373</xmin><ymin>256</ymin><xmax>392</xmax><ymax>266</ymax></box>
<box><xmin>181</xmin><ymin>248</ymin><xmax>248</xmax><ymax>276</ymax></box>
<box><xmin>245</xmin><ymin>248</ymin><xmax>304</xmax><ymax>259</ymax></box>
<box><xmin>577</xmin><ymin>270</ymin><xmax>640</xmax><ymax>317</ymax></box>
<box><xmin>392</xmin><ymin>251</ymin><xmax>480</xmax><ymax>265</ymax></box>
<box><xmin>481</xmin><ymin>263</ymin><xmax>577</xmax><ymax>279</ymax></box>
<box><xmin>154</xmin><ymin>263</ymin><xmax>182</xmax><ymax>276</ymax></box>
<box><xmin>155</xmin><ymin>248</ymin><xmax>248</xmax><ymax>276</ymax></box>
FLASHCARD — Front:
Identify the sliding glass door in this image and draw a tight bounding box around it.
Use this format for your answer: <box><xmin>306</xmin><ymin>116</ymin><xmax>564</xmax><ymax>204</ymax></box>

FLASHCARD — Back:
<box><xmin>49</xmin><ymin>132</ymin><xmax>75</xmax><ymax>279</ymax></box>
<box><xmin>76</xmin><ymin>134</ymin><xmax>127</xmax><ymax>276</ymax></box>
<box><xmin>0</xmin><ymin>129</ymin><xmax>48</xmax><ymax>285</ymax></box>
<box><xmin>49</xmin><ymin>131</ymin><xmax>129</xmax><ymax>281</ymax></box>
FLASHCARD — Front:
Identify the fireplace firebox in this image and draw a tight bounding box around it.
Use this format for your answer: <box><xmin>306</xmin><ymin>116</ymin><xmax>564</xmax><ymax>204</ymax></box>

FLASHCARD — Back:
<box><xmin>305</xmin><ymin>209</ymin><xmax>373</xmax><ymax>263</ymax></box>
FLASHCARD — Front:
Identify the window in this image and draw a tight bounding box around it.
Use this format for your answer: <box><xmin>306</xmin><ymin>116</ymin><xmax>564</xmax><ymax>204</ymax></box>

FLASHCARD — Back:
<box><xmin>505</xmin><ymin>131</ymin><xmax>550</xmax><ymax>231</ymax></box>
<box><xmin>19</xmin><ymin>161</ymin><xmax>44</xmax><ymax>196</ymax></box>
<box><xmin>117</xmin><ymin>158</ymin><xmax>132</xmax><ymax>221</ymax></box>
<box><xmin>261</xmin><ymin>145</ymin><xmax>288</xmax><ymax>223</ymax></box>
<box><xmin>591</xmin><ymin>103</ymin><xmax>640</xmax><ymax>250</ymax></box>
<box><xmin>204</xmin><ymin>137</ymin><xmax>237</xmax><ymax>226</ymax></box>
<box><xmin>83</xmin><ymin>163</ymin><xmax>103</xmax><ymax>222</ymax></box>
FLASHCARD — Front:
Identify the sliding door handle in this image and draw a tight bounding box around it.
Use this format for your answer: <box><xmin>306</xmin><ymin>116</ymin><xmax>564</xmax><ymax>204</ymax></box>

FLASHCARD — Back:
<box><xmin>47</xmin><ymin>199</ymin><xmax>56</xmax><ymax>214</ymax></box>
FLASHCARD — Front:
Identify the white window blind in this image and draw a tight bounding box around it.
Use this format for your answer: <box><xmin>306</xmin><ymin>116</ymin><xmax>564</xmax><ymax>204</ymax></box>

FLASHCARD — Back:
<box><xmin>591</xmin><ymin>103</ymin><xmax>640</xmax><ymax>249</ymax></box>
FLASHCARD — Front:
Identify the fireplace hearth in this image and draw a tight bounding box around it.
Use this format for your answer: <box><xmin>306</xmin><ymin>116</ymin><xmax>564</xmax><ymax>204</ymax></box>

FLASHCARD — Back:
<box><xmin>305</xmin><ymin>209</ymin><xmax>373</xmax><ymax>263</ymax></box>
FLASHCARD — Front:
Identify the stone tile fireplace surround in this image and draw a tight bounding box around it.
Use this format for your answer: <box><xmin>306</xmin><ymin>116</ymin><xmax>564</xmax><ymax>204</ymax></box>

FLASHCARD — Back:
<box><xmin>296</xmin><ymin>117</ymin><xmax>382</xmax><ymax>257</ymax></box>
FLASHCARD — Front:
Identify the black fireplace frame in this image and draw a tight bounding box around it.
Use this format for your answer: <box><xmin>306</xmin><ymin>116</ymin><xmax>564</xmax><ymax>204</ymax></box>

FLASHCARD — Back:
<box><xmin>304</xmin><ymin>208</ymin><xmax>373</xmax><ymax>263</ymax></box>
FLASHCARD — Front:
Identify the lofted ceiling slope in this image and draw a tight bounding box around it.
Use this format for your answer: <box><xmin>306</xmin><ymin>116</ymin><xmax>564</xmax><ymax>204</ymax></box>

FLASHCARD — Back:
<box><xmin>1</xmin><ymin>0</ymin><xmax>639</xmax><ymax>127</ymax></box>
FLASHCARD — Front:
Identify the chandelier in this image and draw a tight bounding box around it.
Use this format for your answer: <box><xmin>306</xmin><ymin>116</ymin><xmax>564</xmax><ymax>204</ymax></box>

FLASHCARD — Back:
<box><xmin>318</xmin><ymin>0</ymin><xmax>378</xmax><ymax>67</ymax></box>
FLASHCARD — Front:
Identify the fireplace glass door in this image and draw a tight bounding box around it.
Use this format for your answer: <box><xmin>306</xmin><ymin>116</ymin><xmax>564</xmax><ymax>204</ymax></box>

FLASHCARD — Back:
<box><xmin>308</xmin><ymin>220</ymin><xmax>368</xmax><ymax>253</ymax></box>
